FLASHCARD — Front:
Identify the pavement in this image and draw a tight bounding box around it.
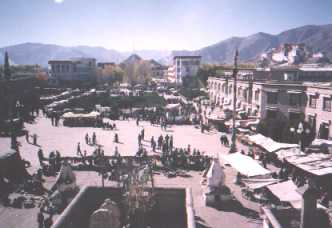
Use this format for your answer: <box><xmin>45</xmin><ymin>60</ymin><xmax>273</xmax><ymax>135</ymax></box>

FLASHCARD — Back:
<box><xmin>0</xmin><ymin>115</ymin><xmax>264</xmax><ymax>228</ymax></box>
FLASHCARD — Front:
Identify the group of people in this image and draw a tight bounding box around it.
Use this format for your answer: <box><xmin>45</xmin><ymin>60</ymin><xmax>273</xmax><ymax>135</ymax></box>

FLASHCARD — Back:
<box><xmin>102</xmin><ymin>122</ymin><xmax>116</xmax><ymax>130</ymax></box>
<box><xmin>38</xmin><ymin>148</ymin><xmax>62</xmax><ymax>176</ymax></box>
<box><xmin>85</xmin><ymin>132</ymin><xmax>97</xmax><ymax>146</ymax></box>
<box><xmin>25</xmin><ymin>130</ymin><xmax>38</xmax><ymax>145</ymax></box>
<box><xmin>50</xmin><ymin>113</ymin><xmax>60</xmax><ymax>127</ymax></box>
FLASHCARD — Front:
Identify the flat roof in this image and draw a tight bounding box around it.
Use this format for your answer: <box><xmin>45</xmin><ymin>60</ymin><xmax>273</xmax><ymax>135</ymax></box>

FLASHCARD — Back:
<box><xmin>173</xmin><ymin>55</ymin><xmax>201</xmax><ymax>59</ymax></box>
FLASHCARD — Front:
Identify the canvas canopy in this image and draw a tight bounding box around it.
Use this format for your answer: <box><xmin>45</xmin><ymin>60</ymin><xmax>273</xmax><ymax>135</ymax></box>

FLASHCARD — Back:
<box><xmin>267</xmin><ymin>180</ymin><xmax>301</xmax><ymax>202</ymax></box>
<box><xmin>285</xmin><ymin>153</ymin><xmax>332</xmax><ymax>176</ymax></box>
<box><xmin>248</xmin><ymin>134</ymin><xmax>298</xmax><ymax>153</ymax></box>
<box><xmin>241</xmin><ymin>177</ymin><xmax>279</xmax><ymax>190</ymax></box>
<box><xmin>223</xmin><ymin>152</ymin><xmax>271</xmax><ymax>177</ymax></box>
<box><xmin>275</xmin><ymin>147</ymin><xmax>304</xmax><ymax>161</ymax></box>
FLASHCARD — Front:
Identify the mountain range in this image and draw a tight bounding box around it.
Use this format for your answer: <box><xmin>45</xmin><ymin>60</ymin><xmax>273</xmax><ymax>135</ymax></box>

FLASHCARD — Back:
<box><xmin>1</xmin><ymin>24</ymin><xmax>332</xmax><ymax>66</ymax></box>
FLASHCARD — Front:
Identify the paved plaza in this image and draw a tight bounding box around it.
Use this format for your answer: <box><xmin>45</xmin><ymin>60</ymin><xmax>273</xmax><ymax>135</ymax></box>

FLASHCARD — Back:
<box><xmin>0</xmin><ymin>115</ymin><xmax>224</xmax><ymax>169</ymax></box>
<box><xmin>0</xmin><ymin>115</ymin><xmax>263</xmax><ymax>228</ymax></box>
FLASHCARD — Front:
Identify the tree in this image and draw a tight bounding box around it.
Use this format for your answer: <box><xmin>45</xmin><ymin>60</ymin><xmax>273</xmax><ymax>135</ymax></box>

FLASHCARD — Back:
<box><xmin>4</xmin><ymin>51</ymin><xmax>11</xmax><ymax>80</ymax></box>
<box><xmin>196</xmin><ymin>64</ymin><xmax>218</xmax><ymax>87</ymax></box>
<box><xmin>121</xmin><ymin>60</ymin><xmax>153</xmax><ymax>85</ymax></box>
<box><xmin>97</xmin><ymin>65</ymin><xmax>124</xmax><ymax>85</ymax></box>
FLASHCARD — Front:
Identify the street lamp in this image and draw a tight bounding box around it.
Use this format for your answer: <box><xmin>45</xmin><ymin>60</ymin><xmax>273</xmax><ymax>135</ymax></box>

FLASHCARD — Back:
<box><xmin>289</xmin><ymin>122</ymin><xmax>311</xmax><ymax>151</ymax></box>
<box><xmin>230</xmin><ymin>49</ymin><xmax>239</xmax><ymax>153</ymax></box>
<box><xmin>15</xmin><ymin>100</ymin><xmax>23</xmax><ymax>119</ymax></box>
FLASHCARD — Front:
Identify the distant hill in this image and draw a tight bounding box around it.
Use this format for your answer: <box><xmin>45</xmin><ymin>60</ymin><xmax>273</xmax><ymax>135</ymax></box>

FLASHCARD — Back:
<box><xmin>1</xmin><ymin>24</ymin><xmax>332</xmax><ymax>65</ymax></box>
<box><xmin>0</xmin><ymin>43</ymin><xmax>169</xmax><ymax>67</ymax></box>
<box><xmin>172</xmin><ymin>24</ymin><xmax>332</xmax><ymax>64</ymax></box>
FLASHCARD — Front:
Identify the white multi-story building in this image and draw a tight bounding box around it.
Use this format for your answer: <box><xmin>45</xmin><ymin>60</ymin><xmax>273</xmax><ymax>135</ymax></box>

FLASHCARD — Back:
<box><xmin>48</xmin><ymin>58</ymin><xmax>96</xmax><ymax>85</ymax></box>
<box><xmin>173</xmin><ymin>56</ymin><xmax>201</xmax><ymax>84</ymax></box>
<box><xmin>208</xmin><ymin>75</ymin><xmax>332</xmax><ymax>139</ymax></box>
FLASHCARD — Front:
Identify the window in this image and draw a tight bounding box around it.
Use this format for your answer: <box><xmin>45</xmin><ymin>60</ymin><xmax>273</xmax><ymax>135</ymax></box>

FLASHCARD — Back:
<box><xmin>228</xmin><ymin>86</ymin><xmax>232</xmax><ymax>94</ymax></box>
<box><xmin>289</xmin><ymin>94</ymin><xmax>301</xmax><ymax>107</ymax></box>
<box><xmin>267</xmin><ymin>92</ymin><xmax>278</xmax><ymax>104</ymax></box>
<box><xmin>323</xmin><ymin>97</ymin><xmax>331</xmax><ymax>112</ymax></box>
<box><xmin>255</xmin><ymin>90</ymin><xmax>260</xmax><ymax>101</ymax></box>
<box><xmin>309</xmin><ymin>95</ymin><xmax>317</xmax><ymax>108</ymax></box>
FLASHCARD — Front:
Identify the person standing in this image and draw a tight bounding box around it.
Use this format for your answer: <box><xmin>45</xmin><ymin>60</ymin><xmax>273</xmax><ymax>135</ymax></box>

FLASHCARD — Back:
<box><xmin>114</xmin><ymin>133</ymin><xmax>119</xmax><ymax>143</ymax></box>
<box><xmin>25</xmin><ymin>130</ymin><xmax>29</xmax><ymax>143</ymax></box>
<box><xmin>92</xmin><ymin>132</ymin><xmax>96</xmax><ymax>145</ymax></box>
<box><xmin>169</xmin><ymin>135</ymin><xmax>173</xmax><ymax>150</ymax></box>
<box><xmin>33</xmin><ymin>134</ymin><xmax>38</xmax><ymax>145</ymax></box>
<box><xmin>77</xmin><ymin>142</ymin><xmax>81</xmax><ymax>156</ymax></box>
<box><xmin>141</xmin><ymin>128</ymin><xmax>145</xmax><ymax>140</ymax></box>
<box><xmin>138</xmin><ymin>134</ymin><xmax>142</xmax><ymax>146</ymax></box>
<box><xmin>38</xmin><ymin>148</ymin><xmax>44</xmax><ymax>166</ymax></box>
<box><xmin>85</xmin><ymin>133</ymin><xmax>89</xmax><ymax>145</ymax></box>
<box><xmin>44</xmin><ymin>214</ymin><xmax>53</xmax><ymax>228</ymax></box>
<box><xmin>37</xmin><ymin>208</ymin><xmax>44</xmax><ymax>228</ymax></box>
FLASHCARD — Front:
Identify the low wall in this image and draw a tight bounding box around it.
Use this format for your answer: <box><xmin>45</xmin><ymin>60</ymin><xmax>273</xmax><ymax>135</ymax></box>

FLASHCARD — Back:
<box><xmin>52</xmin><ymin>186</ymin><xmax>196</xmax><ymax>228</ymax></box>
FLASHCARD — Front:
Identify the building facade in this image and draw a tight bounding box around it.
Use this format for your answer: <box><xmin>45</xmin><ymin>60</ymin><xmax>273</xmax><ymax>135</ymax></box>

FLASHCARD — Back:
<box><xmin>208</xmin><ymin>74</ymin><xmax>332</xmax><ymax>139</ymax></box>
<box><xmin>48</xmin><ymin>58</ymin><xmax>96</xmax><ymax>85</ymax></box>
<box><xmin>151</xmin><ymin>65</ymin><xmax>168</xmax><ymax>79</ymax></box>
<box><xmin>305</xmin><ymin>83</ymin><xmax>332</xmax><ymax>140</ymax></box>
<box><xmin>173</xmin><ymin>56</ymin><xmax>201</xmax><ymax>84</ymax></box>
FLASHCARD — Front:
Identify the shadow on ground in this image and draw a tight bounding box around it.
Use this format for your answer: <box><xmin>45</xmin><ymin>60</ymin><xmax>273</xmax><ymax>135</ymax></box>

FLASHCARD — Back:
<box><xmin>195</xmin><ymin>216</ymin><xmax>212</xmax><ymax>228</ymax></box>
<box><xmin>212</xmin><ymin>199</ymin><xmax>259</xmax><ymax>219</ymax></box>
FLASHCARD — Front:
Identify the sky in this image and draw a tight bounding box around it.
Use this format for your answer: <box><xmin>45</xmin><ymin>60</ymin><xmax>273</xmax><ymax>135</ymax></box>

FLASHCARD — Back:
<box><xmin>0</xmin><ymin>0</ymin><xmax>332</xmax><ymax>51</ymax></box>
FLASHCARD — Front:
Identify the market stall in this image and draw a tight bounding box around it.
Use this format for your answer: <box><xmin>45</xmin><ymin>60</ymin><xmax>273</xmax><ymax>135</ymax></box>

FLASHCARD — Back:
<box><xmin>62</xmin><ymin>111</ymin><xmax>102</xmax><ymax>127</ymax></box>
<box><xmin>267</xmin><ymin>180</ymin><xmax>301</xmax><ymax>203</ymax></box>
<box><xmin>223</xmin><ymin>152</ymin><xmax>272</xmax><ymax>177</ymax></box>
<box><xmin>247</xmin><ymin>134</ymin><xmax>299</xmax><ymax>153</ymax></box>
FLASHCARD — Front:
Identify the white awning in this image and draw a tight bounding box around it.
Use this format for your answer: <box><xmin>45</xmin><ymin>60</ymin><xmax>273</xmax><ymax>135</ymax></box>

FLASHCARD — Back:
<box><xmin>275</xmin><ymin>148</ymin><xmax>304</xmax><ymax>161</ymax></box>
<box><xmin>267</xmin><ymin>180</ymin><xmax>301</xmax><ymax>202</ymax></box>
<box><xmin>248</xmin><ymin>134</ymin><xmax>299</xmax><ymax>153</ymax></box>
<box><xmin>242</xmin><ymin>178</ymin><xmax>279</xmax><ymax>190</ymax></box>
<box><xmin>287</xmin><ymin>90</ymin><xmax>302</xmax><ymax>94</ymax></box>
<box><xmin>285</xmin><ymin>153</ymin><xmax>332</xmax><ymax>176</ymax></box>
<box><xmin>263</xmin><ymin>88</ymin><xmax>279</xmax><ymax>93</ymax></box>
<box><xmin>222</xmin><ymin>152</ymin><xmax>272</xmax><ymax>177</ymax></box>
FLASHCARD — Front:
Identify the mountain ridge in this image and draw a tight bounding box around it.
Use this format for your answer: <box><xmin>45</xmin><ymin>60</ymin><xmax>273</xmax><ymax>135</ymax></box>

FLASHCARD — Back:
<box><xmin>1</xmin><ymin>23</ymin><xmax>332</xmax><ymax>66</ymax></box>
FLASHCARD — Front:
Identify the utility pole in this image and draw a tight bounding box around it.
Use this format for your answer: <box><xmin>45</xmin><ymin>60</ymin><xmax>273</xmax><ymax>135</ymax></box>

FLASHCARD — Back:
<box><xmin>230</xmin><ymin>49</ymin><xmax>239</xmax><ymax>153</ymax></box>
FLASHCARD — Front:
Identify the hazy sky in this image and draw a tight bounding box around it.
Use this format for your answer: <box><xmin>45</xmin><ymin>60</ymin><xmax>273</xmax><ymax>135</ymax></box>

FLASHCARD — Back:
<box><xmin>0</xmin><ymin>0</ymin><xmax>332</xmax><ymax>51</ymax></box>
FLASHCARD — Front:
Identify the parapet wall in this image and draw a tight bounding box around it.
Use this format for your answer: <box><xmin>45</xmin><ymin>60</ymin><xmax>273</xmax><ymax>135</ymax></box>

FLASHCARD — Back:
<box><xmin>52</xmin><ymin>186</ymin><xmax>196</xmax><ymax>228</ymax></box>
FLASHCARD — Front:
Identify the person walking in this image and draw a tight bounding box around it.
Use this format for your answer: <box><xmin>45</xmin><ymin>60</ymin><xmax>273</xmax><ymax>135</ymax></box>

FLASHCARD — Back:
<box><xmin>85</xmin><ymin>133</ymin><xmax>89</xmax><ymax>145</ymax></box>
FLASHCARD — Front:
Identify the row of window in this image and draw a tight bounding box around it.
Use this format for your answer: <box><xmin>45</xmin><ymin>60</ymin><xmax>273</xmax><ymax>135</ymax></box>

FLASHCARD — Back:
<box><xmin>266</xmin><ymin>92</ymin><xmax>331</xmax><ymax>112</ymax></box>
<box><xmin>209</xmin><ymin>82</ymin><xmax>332</xmax><ymax>112</ymax></box>
<box><xmin>309</xmin><ymin>95</ymin><xmax>331</xmax><ymax>112</ymax></box>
